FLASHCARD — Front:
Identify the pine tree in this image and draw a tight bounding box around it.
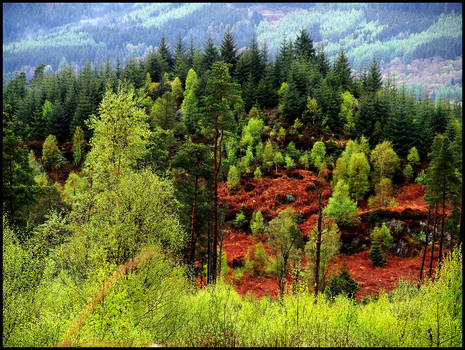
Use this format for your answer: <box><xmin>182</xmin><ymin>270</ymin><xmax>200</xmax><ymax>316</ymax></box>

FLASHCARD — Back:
<box><xmin>173</xmin><ymin>33</ymin><xmax>189</xmax><ymax>85</ymax></box>
<box><xmin>220</xmin><ymin>25</ymin><xmax>238</xmax><ymax>70</ymax></box>
<box><xmin>158</xmin><ymin>34</ymin><xmax>173</xmax><ymax>69</ymax></box>
<box><xmin>202</xmin><ymin>34</ymin><xmax>220</xmax><ymax>73</ymax></box>
<box><xmin>366</xmin><ymin>56</ymin><xmax>383</xmax><ymax>94</ymax></box>
<box><xmin>334</xmin><ymin>48</ymin><xmax>353</xmax><ymax>93</ymax></box>
<box><xmin>294</xmin><ymin>28</ymin><xmax>315</xmax><ymax>62</ymax></box>
<box><xmin>201</xmin><ymin>61</ymin><xmax>241</xmax><ymax>283</ymax></box>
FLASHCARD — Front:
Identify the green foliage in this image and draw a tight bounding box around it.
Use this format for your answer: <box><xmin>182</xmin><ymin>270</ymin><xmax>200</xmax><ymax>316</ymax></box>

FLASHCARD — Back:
<box><xmin>85</xmin><ymin>84</ymin><xmax>150</xmax><ymax>192</ymax></box>
<box><xmin>369</xmin><ymin>223</ymin><xmax>393</xmax><ymax>266</ymax></box>
<box><xmin>243</xmin><ymin>242</ymin><xmax>273</xmax><ymax>277</ymax></box>
<box><xmin>299</xmin><ymin>152</ymin><xmax>310</xmax><ymax>170</ymax></box>
<box><xmin>310</xmin><ymin>141</ymin><xmax>326</xmax><ymax>170</ymax></box>
<box><xmin>325</xmin><ymin>268</ymin><xmax>359</xmax><ymax>300</ymax></box>
<box><xmin>305</xmin><ymin>222</ymin><xmax>341</xmax><ymax>291</ymax></box>
<box><xmin>370</xmin><ymin>141</ymin><xmax>400</xmax><ymax>182</ymax></box>
<box><xmin>369</xmin><ymin>177</ymin><xmax>394</xmax><ymax>208</ymax></box>
<box><xmin>227</xmin><ymin>165</ymin><xmax>241</xmax><ymax>190</ymax></box>
<box><xmin>250</xmin><ymin>210</ymin><xmax>265</xmax><ymax>236</ymax></box>
<box><xmin>234</xmin><ymin>212</ymin><xmax>247</xmax><ymax>229</ymax></box>
<box><xmin>267</xmin><ymin>207</ymin><xmax>302</xmax><ymax>299</ymax></box>
<box><xmin>273</xmin><ymin>151</ymin><xmax>284</xmax><ymax>172</ymax></box>
<box><xmin>42</xmin><ymin>134</ymin><xmax>61</xmax><ymax>169</ymax></box>
<box><xmin>407</xmin><ymin>146</ymin><xmax>420</xmax><ymax>166</ymax></box>
<box><xmin>285</xmin><ymin>154</ymin><xmax>296</xmax><ymax>170</ymax></box>
<box><xmin>347</xmin><ymin>152</ymin><xmax>370</xmax><ymax>200</ymax></box>
<box><xmin>171</xmin><ymin>76</ymin><xmax>184</xmax><ymax>100</ymax></box>
<box><xmin>262</xmin><ymin>140</ymin><xmax>274</xmax><ymax>170</ymax></box>
<box><xmin>71</xmin><ymin>126</ymin><xmax>86</xmax><ymax>166</ymax></box>
<box><xmin>339</xmin><ymin>90</ymin><xmax>359</xmax><ymax>132</ymax></box>
<box><xmin>403</xmin><ymin>163</ymin><xmax>414</xmax><ymax>180</ymax></box>
<box><xmin>324</xmin><ymin>180</ymin><xmax>360</xmax><ymax>227</ymax></box>
<box><xmin>254</xmin><ymin>166</ymin><xmax>262</xmax><ymax>179</ymax></box>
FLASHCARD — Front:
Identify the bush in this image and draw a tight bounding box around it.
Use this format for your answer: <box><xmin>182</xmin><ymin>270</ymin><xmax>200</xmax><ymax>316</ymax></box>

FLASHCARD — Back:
<box><xmin>254</xmin><ymin>166</ymin><xmax>262</xmax><ymax>179</ymax></box>
<box><xmin>325</xmin><ymin>267</ymin><xmax>359</xmax><ymax>300</ymax></box>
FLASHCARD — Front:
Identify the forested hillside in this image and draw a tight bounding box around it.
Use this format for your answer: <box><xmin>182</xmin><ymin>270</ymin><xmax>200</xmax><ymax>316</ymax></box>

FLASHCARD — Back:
<box><xmin>3</xmin><ymin>2</ymin><xmax>463</xmax><ymax>101</ymax></box>
<box><xmin>2</xmin><ymin>13</ymin><xmax>463</xmax><ymax>348</ymax></box>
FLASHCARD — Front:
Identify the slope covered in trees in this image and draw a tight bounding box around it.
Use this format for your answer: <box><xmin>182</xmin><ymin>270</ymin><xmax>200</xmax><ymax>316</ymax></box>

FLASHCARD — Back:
<box><xmin>2</xmin><ymin>23</ymin><xmax>462</xmax><ymax>347</ymax></box>
<box><xmin>3</xmin><ymin>3</ymin><xmax>462</xmax><ymax>101</ymax></box>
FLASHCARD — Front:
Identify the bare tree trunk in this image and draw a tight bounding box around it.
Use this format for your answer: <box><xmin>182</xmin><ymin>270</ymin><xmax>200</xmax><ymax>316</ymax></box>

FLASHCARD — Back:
<box><xmin>428</xmin><ymin>202</ymin><xmax>438</xmax><ymax>278</ymax></box>
<box><xmin>418</xmin><ymin>207</ymin><xmax>431</xmax><ymax>285</ymax></box>
<box><xmin>207</xmin><ymin>228</ymin><xmax>212</xmax><ymax>285</ymax></box>
<box><xmin>189</xmin><ymin>176</ymin><xmax>199</xmax><ymax>266</ymax></box>
<box><xmin>437</xmin><ymin>181</ymin><xmax>446</xmax><ymax>275</ymax></box>
<box><xmin>87</xmin><ymin>168</ymin><xmax>93</xmax><ymax>221</ymax></box>
<box><xmin>218</xmin><ymin>232</ymin><xmax>224</xmax><ymax>279</ymax></box>
<box><xmin>314</xmin><ymin>187</ymin><xmax>323</xmax><ymax>299</ymax></box>
<box><xmin>211</xmin><ymin>116</ymin><xmax>219</xmax><ymax>284</ymax></box>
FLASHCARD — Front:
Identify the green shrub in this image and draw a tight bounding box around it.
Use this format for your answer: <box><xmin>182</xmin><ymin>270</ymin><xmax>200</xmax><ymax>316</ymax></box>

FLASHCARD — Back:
<box><xmin>234</xmin><ymin>212</ymin><xmax>247</xmax><ymax>229</ymax></box>
<box><xmin>250</xmin><ymin>210</ymin><xmax>265</xmax><ymax>236</ymax></box>
<box><xmin>325</xmin><ymin>268</ymin><xmax>359</xmax><ymax>300</ymax></box>
<box><xmin>369</xmin><ymin>223</ymin><xmax>393</xmax><ymax>266</ymax></box>
<box><xmin>254</xmin><ymin>166</ymin><xmax>262</xmax><ymax>179</ymax></box>
<box><xmin>227</xmin><ymin>165</ymin><xmax>240</xmax><ymax>190</ymax></box>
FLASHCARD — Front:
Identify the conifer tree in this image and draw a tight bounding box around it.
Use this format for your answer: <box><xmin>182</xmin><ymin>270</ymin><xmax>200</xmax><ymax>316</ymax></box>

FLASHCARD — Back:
<box><xmin>366</xmin><ymin>56</ymin><xmax>383</xmax><ymax>94</ymax></box>
<box><xmin>201</xmin><ymin>61</ymin><xmax>241</xmax><ymax>283</ymax></box>
<box><xmin>202</xmin><ymin>34</ymin><xmax>220</xmax><ymax>73</ymax></box>
<box><xmin>158</xmin><ymin>34</ymin><xmax>173</xmax><ymax>69</ymax></box>
<box><xmin>220</xmin><ymin>25</ymin><xmax>238</xmax><ymax>70</ymax></box>
<box><xmin>294</xmin><ymin>28</ymin><xmax>315</xmax><ymax>62</ymax></box>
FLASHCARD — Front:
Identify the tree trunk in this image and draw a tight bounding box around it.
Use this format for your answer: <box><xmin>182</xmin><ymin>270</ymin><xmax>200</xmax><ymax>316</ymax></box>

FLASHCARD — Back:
<box><xmin>437</xmin><ymin>181</ymin><xmax>446</xmax><ymax>275</ymax></box>
<box><xmin>428</xmin><ymin>202</ymin><xmax>438</xmax><ymax>278</ymax></box>
<box><xmin>207</xmin><ymin>227</ymin><xmax>212</xmax><ymax>285</ymax></box>
<box><xmin>314</xmin><ymin>187</ymin><xmax>323</xmax><ymax>299</ymax></box>
<box><xmin>189</xmin><ymin>176</ymin><xmax>199</xmax><ymax>266</ymax></box>
<box><xmin>218</xmin><ymin>233</ymin><xmax>224</xmax><ymax>279</ymax></box>
<box><xmin>418</xmin><ymin>207</ymin><xmax>431</xmax><ymax>285</ymax></box>
<box><xmin>211</xmin><ymin>115</ymin><xmax>219</xmax><ymax>284</ymax></box>
<box><xmin>87</xmin><ymin>168</ymin><xmax>93</xmax><ymax>221</ymax></box>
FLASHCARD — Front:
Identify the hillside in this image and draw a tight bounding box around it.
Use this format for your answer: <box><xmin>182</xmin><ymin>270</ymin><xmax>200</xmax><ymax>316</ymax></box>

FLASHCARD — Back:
<box><xmin>3</xmin><ymin>8</ymin><xmax>463</xmax><ymax>347</ymax></box>
<box><xmin>3</xmin><ymin>2</ymin><xmax>462</xmax><ymax>100</ymax></box>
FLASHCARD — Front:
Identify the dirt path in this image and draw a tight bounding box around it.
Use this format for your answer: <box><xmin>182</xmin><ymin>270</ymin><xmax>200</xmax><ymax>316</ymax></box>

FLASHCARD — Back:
<box><xmin>57</xmin><ymin>248</ymin><xmax>157</xmax><ymax>347</ymax></box>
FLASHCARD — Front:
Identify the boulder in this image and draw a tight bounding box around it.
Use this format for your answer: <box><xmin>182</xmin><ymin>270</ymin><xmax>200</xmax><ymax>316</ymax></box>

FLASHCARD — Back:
<box><xmin>284</xmin><ymin>194</ymin><xmax>296</xmax><ymax>204</ymax></box>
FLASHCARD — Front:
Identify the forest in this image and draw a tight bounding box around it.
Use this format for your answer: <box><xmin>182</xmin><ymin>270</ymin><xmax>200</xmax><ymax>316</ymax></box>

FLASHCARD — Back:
<box><xmin>2</xmin><ymin>3</ymin><xmax>463</xmax><ymax>101</ymax></box>
<box><xmin>2</xmin><ymin>24</ymin><xmax>463</xmax><ymax>347</ymax></box>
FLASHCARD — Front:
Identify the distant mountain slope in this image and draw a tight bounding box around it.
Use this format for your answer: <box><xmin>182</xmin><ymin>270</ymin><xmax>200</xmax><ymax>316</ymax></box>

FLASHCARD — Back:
<box><xmin>3</xmin><ymin>2</ymin><xmax>462</xmax><ymax>100</ymax></box>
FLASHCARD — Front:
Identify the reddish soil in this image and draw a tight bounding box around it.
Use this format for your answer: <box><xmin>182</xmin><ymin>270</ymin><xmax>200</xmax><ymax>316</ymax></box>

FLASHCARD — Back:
<box><xmin>218</xmin><ymin>171</ymin><xmax>446</xmax><ymax>300</ymax></box>
<box><xmin>218</xmin><ymin>169</ymin><xmax>332</xmax><ymax>236</ymax></box>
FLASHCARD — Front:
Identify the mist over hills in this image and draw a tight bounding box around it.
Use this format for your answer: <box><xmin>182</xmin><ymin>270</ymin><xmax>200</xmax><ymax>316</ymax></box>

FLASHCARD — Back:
<box><xmin>3</xmin><ymin>2</ymin><xmax>462</xmax><ymax>100</ymax></box>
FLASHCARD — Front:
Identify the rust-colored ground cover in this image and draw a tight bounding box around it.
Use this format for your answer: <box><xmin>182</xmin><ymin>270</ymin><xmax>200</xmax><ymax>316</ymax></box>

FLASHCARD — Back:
<box><xmin>218</xmin><ymin>171</ymin><xmax>442</xmax><ymax>300</ymax></box>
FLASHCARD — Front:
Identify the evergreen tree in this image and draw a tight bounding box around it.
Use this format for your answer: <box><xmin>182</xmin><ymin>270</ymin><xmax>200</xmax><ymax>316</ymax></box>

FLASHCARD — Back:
<box><xmin>173</xmin><ymin>33</ymin><xmax>189</xmax><ymax>85</ymax></box>
<box><xmin>366</xmin><ymin>56</ymin><xmax>383</xmax><ymax>94</ymax></box>
<box><xmin>3</xmin><ymin>115</ymin><xmax>37</xmax><ymax>229</ymax></box>
<box><xmin>202</xmin><ymin>34</ymin><xmax>220</xmax><ymax>73</ymax></box>
<box><xmin>294</xmin><ymin>28</ymin><xmax>315</xmax><ymax>62</ymax></box>
<box><xmin>158</xmin><ymin>34</ymin><xmax>173</xmax><ymax>69</ymax></box>
<box><xmin>220</xmin><ymin>25</ymin><xmax>238</xmax><ymax>70</ymax></box>
<box><xmin>201</xmin><ymin>61</ymin><xmax>241</xmax><ymax>283</ymax></box>
<box><xmin>334</xmin><ymin>48</ymin><xmax>353</xmax><ymax>93</ymax></box>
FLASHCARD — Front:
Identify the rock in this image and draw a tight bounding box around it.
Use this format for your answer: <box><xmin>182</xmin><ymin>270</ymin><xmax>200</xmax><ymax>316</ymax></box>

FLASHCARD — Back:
<box><xmin>284</xmin><ymin>194</ymin><xmax>296</xmax><ymax>204</ymax></box>
<box><xmin>297</xmin><ymin>212</ymin><xmax>304</xmax><ymax>224</ymax></box>
<box><xmin>393</xmin><ymin>240</ymin><xmax>411</xmax><ymax>257</ymax></box>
